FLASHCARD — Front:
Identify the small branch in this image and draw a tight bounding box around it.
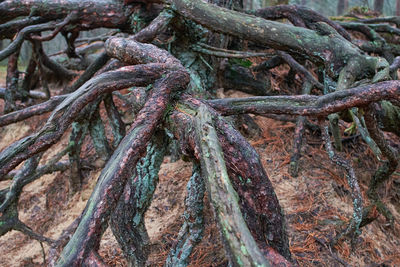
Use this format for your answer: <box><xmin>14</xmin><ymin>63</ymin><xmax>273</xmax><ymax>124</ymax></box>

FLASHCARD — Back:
<box><xmin>363</xmin><ymin>23</ymin><xmax>400</xmax><ymax>36</ymax></box>
<box><xmin>31</xmin><ymin>37</ymin><xmax>77</xmax><ymax>81</ymax></box>
<box><xmin>30</xmin><ymin>11</ymin><xmax>79</xmax><ymax>42</ymax></box>
<box><xmin>250</xmin><ymin>4</ymin><xmax>352</xmax><ymax>41</ymax></box>
<box><xmin>75</xmin><ymin>30</ymin><xmax>119</xmax><ymax>44</ymax></box>
<box><xmin>0</xmin><ymin>154</ymin><xmax>42</xmax><ymax>213</ymax></box>
<box><xmin>0</xmin><ymin>88</ymin><xmax>49</xmax><ymax>100</ymax></box>
<box><xmin>15</xmin><ymin>220</ymin><xmax>55</xmax><ymax>245</ymax></box>
<box><xmin>277</xmin><ymin>51</ymin><xmax>323</xmax><ymax>90</ymax></box>
<box><xmin>3</xmin><ymin>161</ymin><xmax>70</xmax><ymax>181</ymax></box>
<box><xmin>359</xmin><ymin>17</ymin><xmax>400</xmax><ymax>27</ymax></box>
<box><xmin>349</xmin><ymin>108</ymin><xmax>381</xmax><ymax>158</ymax></box>
<box><xmin>0</xmin><ymin>16</ymin><xmax>47</xmax><ymax>39</ymax></box>
<box><xmin>0</xmin><ymin>154</ymin><xmax>55</xmax><ymax>245</ymax></box>
<box><xmin>338</xmin><ymin>22</ymin><xmax>386</xmax><ymax>42</ymax></box>
<box><xmin>2</xmin><ymin>146</ymin><xmax>70</xmax><ymax>185</ymax></box>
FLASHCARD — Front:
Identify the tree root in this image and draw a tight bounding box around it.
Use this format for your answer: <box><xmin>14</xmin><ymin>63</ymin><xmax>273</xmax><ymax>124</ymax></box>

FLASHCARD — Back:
<box><xmin>289</xmin><ymin>81</ymin><xmax>312</xmax><ymax>177</ymax></box>
<box><xmin>4</xmin><ymin>51</ymin><xmax>20</xmax><ymax>113</ymax></box>
<box><xmin>208</xmin><ymin>80</ymin><xmax>400</xmax><ymax>117</ymax></box>
<box><xmin>195</xmin><ymin>103</ymin><xmax>273</xmax><ymax>267</ymax></box>
<box><xmin>165</xmin><ymin>162</ymin><xmax>205</xmax><ymax>266</ymax></box>
<box><xmin>320</xmin><ymin>120</ymin><xmax>363</xmax><ymax>248</ymax></box>
<box><xmin>169</xmin><ymin>96</ymin><xmax>292</xmax><ymax>262</ymax></box>
<box><xmin>0</xmin><ymin>154</ymin><xmax>55</xmax><ymax>245</ymax></box>
<box><xmin>55</xmin><ymin>41</ymin><xmax>189</xmax><ymax>264</ymax></box>
<box><xmin>104</xmin><ymin>94</ymin><xmax>126</xmax><ymax>149</ymax></box>
<box><xmin>0</xmin><ymin>63</ymin><xmax>168</xmax><ymax>178</ymax></box>
<box><xmin>364</xmin><ymin>105</ymin><xmax>399</xmax><ymax>225</ymax></box>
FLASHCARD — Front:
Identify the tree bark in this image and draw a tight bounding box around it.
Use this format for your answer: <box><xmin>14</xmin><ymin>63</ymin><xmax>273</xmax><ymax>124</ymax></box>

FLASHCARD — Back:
<box><xmin>2</xmin><ymin>0</ymin><xmax>400</xmax><ymax>266</ymax></box>
<box><xmin>111</xmin><ymin>132</ymin><xmax>166</xmax><ymax>267</ymax></box>
<box><xmin>195</xmin><ymin>104</ymin><xmax>272</xmax><ymax>267</ymax></box>
<box><xmin>337</xmin><ymin>0</ymin><xmax>348</xmax><ymax>15</ymax></box>
<box><xmin>170</xmin><ymin>0</ymin><xmax>369</xmax><ymax>77</ymax></box>
<box><xmin>397</xmin><ymin>0</ymin><xmax>400</xmax><ymax>16</ymax></box>
<box><xmin>56</xmin><ymin>70</ymin><xmax>189</xmax><ymax>266</ymax></box>
<box><xmin>168</xmin><ymin>96</ymin><xmax>292</xmax><ymax>263</ymax></box>
<box><xmin>4</xmin><ymin>51</ymin><xmax>20</xmax><ymax>113</ymax></box>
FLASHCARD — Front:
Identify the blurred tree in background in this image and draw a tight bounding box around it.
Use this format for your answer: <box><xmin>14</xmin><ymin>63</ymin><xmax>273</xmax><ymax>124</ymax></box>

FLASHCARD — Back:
<box><xmin>2</xmin><ymin>0</ymin><xmax>399</xmax><ymax>65</ymax></box>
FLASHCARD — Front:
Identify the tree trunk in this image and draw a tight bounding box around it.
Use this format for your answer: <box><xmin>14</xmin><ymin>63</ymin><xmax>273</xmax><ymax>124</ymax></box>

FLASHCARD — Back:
<box><xmin>396</xmin><ymin>0</ymin><xmax>400</xmax><ymax>16</ymax></box>
<box><xmin>374</xmin><ymin>0</ymin><xmax>385</xmax><ymax>14</ymax></box>
<box><xmin>337</xmin><ymin>0</ymin><xmax>348</xmax><ymax>15</ymax></box>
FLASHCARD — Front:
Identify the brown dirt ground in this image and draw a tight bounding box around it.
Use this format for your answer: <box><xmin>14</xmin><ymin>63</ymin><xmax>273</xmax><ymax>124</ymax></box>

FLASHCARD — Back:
<box><xmin>1</xmin><ymin>74</ymin><xmax>400</xmax><ymax>267</ymax></box>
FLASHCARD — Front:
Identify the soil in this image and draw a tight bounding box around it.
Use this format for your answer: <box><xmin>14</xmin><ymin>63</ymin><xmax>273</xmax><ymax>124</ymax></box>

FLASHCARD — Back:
<box><xmin>1</xmin><ymin>80</ymin><xmax>400</xmax><ymax>267</ymax></box>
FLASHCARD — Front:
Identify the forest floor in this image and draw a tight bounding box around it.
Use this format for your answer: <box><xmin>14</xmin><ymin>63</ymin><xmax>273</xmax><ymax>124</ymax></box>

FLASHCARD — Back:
<box><xmin>0</xmin><ymin>68</ymin><xmax>400</xmax><ymax>267</ymax></box>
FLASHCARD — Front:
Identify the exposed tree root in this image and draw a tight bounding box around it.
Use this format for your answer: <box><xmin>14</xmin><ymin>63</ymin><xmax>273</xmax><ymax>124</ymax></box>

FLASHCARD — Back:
<box><xmin>195</xmin><ymin>103</ymin><xmax>276</xmax><ymax>267</ymax></box>
<box><xmin>320</xmin><ymin>120</ymin><xmax>363</xmax><ymax>248</ymax></box>
<box><xmin>289</xmin><ymin>81</ymin><xmax>312</xmax><ymax>177</ymax></box>
<box><xmin>165</xmin><ymin>163</ymin><xmax>205</xmax><ymax>266</ymax></box>
<box><xmin>1</xmin><ymin>1</ymin><xmax>400</xmax><ymax>266</ymax></box>
<box><xmin>364</xmin><ymin>105</ymin><xmax>399</xmax><ymax>225</ymax></box>
<box><xmin>111</xmin><ymin>132</ymin><xmax>167</xmax><ymax>266</ymax></box>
